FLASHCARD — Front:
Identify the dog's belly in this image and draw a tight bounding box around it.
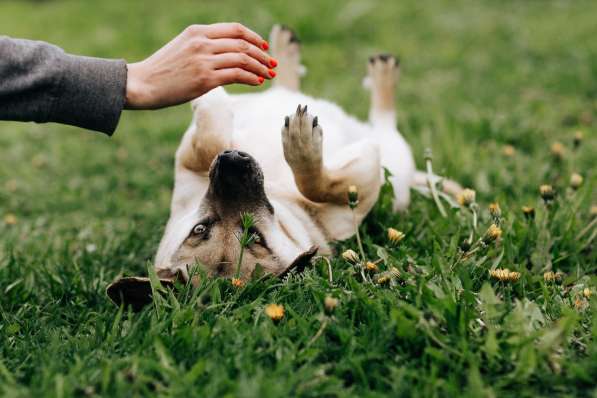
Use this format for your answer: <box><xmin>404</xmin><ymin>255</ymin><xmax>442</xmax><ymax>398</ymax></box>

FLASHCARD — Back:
<box><xmin>228</xmin><ymin>87</ymin><xmax>373</xmax><ymax>190</ymax></box>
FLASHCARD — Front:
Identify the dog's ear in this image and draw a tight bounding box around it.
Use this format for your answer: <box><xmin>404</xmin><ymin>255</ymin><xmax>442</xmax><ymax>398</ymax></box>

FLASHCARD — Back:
<box><xmin>278</xmin><ymin>246</ymin><xmax>319</xmax><ymax>279</ymax></box>
<box><xmin>106</xmin><ymin>269</ymin><xmax>184</xmax><ymax>312</ymax></box>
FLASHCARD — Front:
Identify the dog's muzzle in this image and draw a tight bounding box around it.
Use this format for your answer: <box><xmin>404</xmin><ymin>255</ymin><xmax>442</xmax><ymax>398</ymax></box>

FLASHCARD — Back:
<box><xmin>207</xmin><ymin>150</ymin><xmax>268</xmax><ymax>206</ymax></box>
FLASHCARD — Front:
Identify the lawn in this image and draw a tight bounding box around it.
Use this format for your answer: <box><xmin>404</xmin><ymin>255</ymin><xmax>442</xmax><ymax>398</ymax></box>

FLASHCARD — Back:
<box><xmin>0</xmin><ymin>0</ymin><xmax>596</xmax><ymax>396</ymax></box>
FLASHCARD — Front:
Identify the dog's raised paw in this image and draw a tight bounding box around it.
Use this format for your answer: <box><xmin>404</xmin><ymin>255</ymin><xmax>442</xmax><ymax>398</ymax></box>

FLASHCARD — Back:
<box><xmin>281</xmin><ymin>104</ymin><xmax>323</xmax><ymax>171</ymax></box>
<box><xmin>366</xmin><ymin>53</ymin><xmax>399</xmax><ymax>89</ymax></box>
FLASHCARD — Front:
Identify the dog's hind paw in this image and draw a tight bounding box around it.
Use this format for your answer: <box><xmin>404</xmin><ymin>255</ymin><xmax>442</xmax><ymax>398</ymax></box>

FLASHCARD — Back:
<box><xmin>269</xmin><ymin>25</ymin><xmax>305</xmax><ymax>90</ymax></box>
<box><xmin>281</xmin><ymin>104</ymin><xmax>322</xmax><ymax>172</ymax></box>
<box><xmin>365</xmin><ymin>54</ymin><xmax>399</xmax><ymax>92</ymax></box>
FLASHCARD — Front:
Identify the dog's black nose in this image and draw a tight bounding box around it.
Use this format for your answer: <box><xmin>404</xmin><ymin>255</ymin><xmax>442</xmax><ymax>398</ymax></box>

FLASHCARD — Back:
<box><xmin>220</xmin><ymin>150</ymin><xmax>251</xmax><ymax>165</ymax></box>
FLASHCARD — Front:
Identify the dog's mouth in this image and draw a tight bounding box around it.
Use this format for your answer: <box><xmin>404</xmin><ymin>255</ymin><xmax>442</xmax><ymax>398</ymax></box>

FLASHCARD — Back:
<box><xmin>207</xmin><ymin>150</ymin><xmax>272</xmax><ymax>212</ymax></box>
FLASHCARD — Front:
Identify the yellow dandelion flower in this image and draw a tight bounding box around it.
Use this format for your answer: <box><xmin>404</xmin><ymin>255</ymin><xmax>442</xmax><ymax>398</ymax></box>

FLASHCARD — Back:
<box><xmin>522</xmin><ymin>206</ymin><xmax>535</xmax><ymax>220</ymax></box>
<box><xmin>573</xmin><ymin>131</ymin><xmax>583</xmax><ymax>148</ymax></box>
<box><xmin>375</xmin><ymin>267</ymin><xmax>400</xmax><ymax>284</ymax></box>
<box><xmin>543</xmin><ymin>271</ymin><xmax>563</xmax><ymax>282</ymax></box>
<box><xmin>539</xmin><ymin>185</ymin><xmax>555</xmax><ymax>201</ymax></box>
<box><xmin>387</xmin><ymin>228</ymin><xmax>405</xmax><ymax>244</ymax></box>
<box><xmin>457</xmin><ymin>188</ymin><xmax>476</xmax><ymax>207</ymax></box>
<box><xmin>570</xmin><ymin>173</ymin><xmax>583</xmax><ymax>190</ymax></box>
<box><xmin>264</xmin><ymin>304</ymin><xmax>285</xmax><ymax>321</ymax></box>
<box><xmin>550</xmin><ymin>141</ymin><xmax>565</xmax><ymax>159</ymax></box>
<box><xmin>347</xmin><ymin>185</ymin><xmax>359</xmax><ymax>208</ymax></box>
<box><xmin>3</xmin><ymin>214</ymin><xmax>17</xmax><ymax>226</ymax></box>
<box><xmin>508</xmin><ymin>271</ymin><xmax>521</xmax><ymax>282</ymax></box>
<box><xmin>489</xmin><ymin>268</ymin><xmax>520</xmax><ymax>283</ymax></box>
<box><xmin>365</xmin><ymin>261</ymin><xmax>379</xmax><ymax>272</ymax></box>
<box><xmin>231</xmin><ymin>278</ymin><xmax>244</xmax><ymax>288</ymax></box>
<box><xmin>483</xmin><ymin>224</ymin><xmax>502</xmax><ymax>244</ymax></box>
<box><xmin>502</xmin><ymin>145</ymin><xmax>515</xmax><ymax>157</ymax></box>
<box><xmin>584</xmin><ymin>288</ymin><xmax>592</xmax><ymax>298</ymax></box>
<box><xmin>324</xmin><ymin>296</ymin><xmax>339</xmax><ymax>313</ymax></box>
<box><xmin>488</xmin><ymin>202</ymin><xmax>501</xmax><ymax>219</ymax></box>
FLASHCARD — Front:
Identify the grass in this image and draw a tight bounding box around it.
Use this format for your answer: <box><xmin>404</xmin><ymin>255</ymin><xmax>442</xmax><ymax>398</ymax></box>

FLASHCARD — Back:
<box><xmin>0</xmin><ymin>0</ymin><xmax>596</xmax><ymax>396</ymax></box>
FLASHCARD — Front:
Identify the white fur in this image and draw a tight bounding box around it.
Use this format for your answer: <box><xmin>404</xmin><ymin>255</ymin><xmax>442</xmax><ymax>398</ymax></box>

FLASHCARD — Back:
<box><xmin>155</xmin><ymin>85</ymin><xmax>415</xmax><ymax>271</ymax></box>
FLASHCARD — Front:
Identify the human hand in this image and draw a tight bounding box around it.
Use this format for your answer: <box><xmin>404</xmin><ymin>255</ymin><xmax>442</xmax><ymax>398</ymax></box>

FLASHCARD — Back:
<box><xmin>124</xmin><ymin>23</ymin><xmax>277</xmax><ymax>109</ymax></box>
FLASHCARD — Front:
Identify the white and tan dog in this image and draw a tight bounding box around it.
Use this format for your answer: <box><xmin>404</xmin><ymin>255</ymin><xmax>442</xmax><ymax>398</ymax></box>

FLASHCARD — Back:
<box><xmin>108</xmin><ymin>25</ymin><xmax>450</xmax><ymax>309</ymax></box>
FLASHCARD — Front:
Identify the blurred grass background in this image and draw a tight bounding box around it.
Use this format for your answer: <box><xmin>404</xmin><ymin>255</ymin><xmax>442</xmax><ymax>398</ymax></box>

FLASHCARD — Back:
<box><xmin>0</xmin><ymin>0</ymin><xmax>595</xmax><ymax>396</ymax></box>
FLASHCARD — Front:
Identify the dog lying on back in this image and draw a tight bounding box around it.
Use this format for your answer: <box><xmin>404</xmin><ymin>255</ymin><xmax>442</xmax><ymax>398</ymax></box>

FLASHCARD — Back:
<box><xmin>108</xmin><ymin>25</ymin><xmax>457</xmax><ymax>309</ymax></box>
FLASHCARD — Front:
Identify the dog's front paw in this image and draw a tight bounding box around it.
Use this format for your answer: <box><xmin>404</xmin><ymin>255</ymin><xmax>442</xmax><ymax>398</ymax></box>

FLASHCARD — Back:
<box><xmin>282</xmin><ymin>105</ymin><xmax>322</xmax><ymax>172</ymax></box>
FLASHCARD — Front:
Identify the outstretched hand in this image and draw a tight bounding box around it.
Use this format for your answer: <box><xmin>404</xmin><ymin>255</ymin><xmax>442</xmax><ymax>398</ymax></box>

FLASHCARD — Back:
<box><xmin>125</xmin><ymin>23</ymin><xmax>277</xmax><ymax>109</ymax></box>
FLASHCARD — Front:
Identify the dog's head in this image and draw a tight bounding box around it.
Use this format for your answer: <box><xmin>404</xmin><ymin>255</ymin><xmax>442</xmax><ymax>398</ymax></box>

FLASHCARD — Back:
<box><xmin>108</xmin><ymin>150</ymin><xmax>319</xmax><ymax>310</ymax></box>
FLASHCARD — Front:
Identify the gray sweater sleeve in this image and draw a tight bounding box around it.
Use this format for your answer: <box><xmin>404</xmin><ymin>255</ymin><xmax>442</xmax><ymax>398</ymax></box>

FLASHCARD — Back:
<box><xmin>0</xmin><ymin>36</ymin><xmax>127</xmax><ymax>135</ymax></box>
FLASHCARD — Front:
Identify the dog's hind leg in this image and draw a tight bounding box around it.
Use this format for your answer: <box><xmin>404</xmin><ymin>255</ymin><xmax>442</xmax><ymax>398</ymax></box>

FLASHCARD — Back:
<box><xmin>282</xmin><ymin>105</ymin><xmax>381</xmax><ymax>210</ymax></box>
<box><xmin>177</xmin><ymin>88</ymin><xmax>233</xmax><ymax>173</ymax></box>
<box><xmin>365</xmin><ymin>54</ymin><xmax>399</xmax><ymax>128</ymax></box>
<box><xmin>270</xmin><ymin>25</ymin><xmax>304</xmax><ymax>91</ymax></box>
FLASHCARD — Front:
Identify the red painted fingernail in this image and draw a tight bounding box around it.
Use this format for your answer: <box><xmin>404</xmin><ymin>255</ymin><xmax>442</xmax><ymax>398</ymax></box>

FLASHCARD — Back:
<box><xmin>268</xmin><ymin>69</ymin><xmax>276</xmax><ymax>78</ymax></box>
<box><xmin>261</xmin><ymin>41</ymin><xmax>269</xmax><ymax>50</ymax></box>
<box><xmin>258</xmin><ymin>76</ymin><xmax>265</xmax><ymax>84</ymax></box>
<box><xmin>270</xmin><ymin>58</ymin><xmax>278</xmax><ymax>68</ymax></box>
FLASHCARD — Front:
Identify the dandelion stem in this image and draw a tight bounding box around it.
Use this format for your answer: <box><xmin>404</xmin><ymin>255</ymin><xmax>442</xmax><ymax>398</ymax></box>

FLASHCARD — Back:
<box><xmin>320</xmin><ymin>256</ymin><xmax>334</xmax><ymax>284</ymax></box>
<box><xmin>306</xmin><ymin>318</ymin><xmax>329</xmax><ymax>348</ymax></box>
<box><xmin>351</xmin><ymin>209</ymin><xmax>368</xmax><ymax>282</ymax></box>
<box><xmin>425</xmin><ymin>149</ymin><xmax>447</xmax><ymax>218</ymax></box>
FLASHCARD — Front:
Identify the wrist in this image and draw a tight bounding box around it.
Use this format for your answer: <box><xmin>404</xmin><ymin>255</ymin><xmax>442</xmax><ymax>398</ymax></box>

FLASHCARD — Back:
<box><xmin>124</xmin><ymin>62</ymin><xmax>148</xmax><ymax>109</ymax></box>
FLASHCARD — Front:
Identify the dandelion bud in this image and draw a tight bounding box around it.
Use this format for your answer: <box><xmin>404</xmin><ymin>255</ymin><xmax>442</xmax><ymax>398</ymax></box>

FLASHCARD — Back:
<box><xmin>522</xmin><ymin>206</ymin><xmax>535</xmax><ymax>220</ymax></box>
<box><xmin>387</xmin><ymin>228</ymin><xmax>405</xmax><ymax>244</ymax></box>
<box><xmin>570</xmin><ymin>173</ymin><xmax>583</xmax><ymax>190</ymax></box>
<box><xmin>3</xmin><ymin>213</ymin><xmax>17</xmax><ymax>226</ymax></box>
<box><xmin>324</xmin><ymin>296</ymin><xmax>339</xmax><ymax>313</ymax></box>
<box><xmin>543</xmin><ymin>271</ymin><xmax>563</xmax><ymax>282</ymax></box>
<box><xmin>347</xmin><ymin>185</ymin><xmax>359</xmax><ymax>208</ymax></box>
<box><xmin>584</xmin><ymin>288</ymin><xmax>592</xmax><ymax>298</ymax></box>
<box><xmin>539</xmin><ymin>185</ymin><xmax>555</xmax><ymax>202</ymax></box>
<box><xmin>264</xmin><ymin>304</ymin><xmax>285</xmax><ymax>321</ymax></box>
<box><xmin>483</xmin><ymin>224</ymin><xmax>502</xmax><ymax>244</ymax></box>
<box><xmin>508</xmin><ymin>271</ymin><xmax>521</xmax><ymax>282</ymax></box>
<box><xmin>231</xmin><ymin>278</ymin><xmax>244</xmax><ymax>288</ymax></box>
<box><xmin>365</xmin><ymin>261</ymin><xmax>379</xmax><ymax>272</ymax></box>
<box><xmin>457</xmin><ymin>188</ymin><xmax>476</xmax><ymax>207</ymax></box>
<box><xmin>488</xmin><ymin>202</ymin><xmax>501</xmax><ymax>219</ymax></box>
<box><xmin>573</xmin><ymin>130</ymin><xmax>583</xmax><ymax>149</ymax></box>
<box><xmin>489</xmin><ymin>268</ymin><xmax>520</xmax><ymax>283</ymax></box>
<box><xmin>550</xmin><ymin>141</ymin><xmax>565</xmax><ymax>160</ymax></box>
<box><xmin>388</xmin><ymin>267</ymin><xmax>401</xmax><ymax>278</ymax></box>
<box><xmin>459</xmin><ymin>239</ymin><xmax>472</xmax><ymax>252</ymax></box>
<box><xmin>341</xmin><ymin>249</ymin><xmax>359</xmax><ymax>263</ymax></box>
<box><xmin>502</xmin><ymin>145</ymin><xmax>515</xmax><ymax>157</ymax></box>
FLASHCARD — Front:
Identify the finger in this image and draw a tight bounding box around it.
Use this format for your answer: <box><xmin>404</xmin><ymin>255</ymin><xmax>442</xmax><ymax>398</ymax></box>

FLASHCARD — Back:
<box><xmin>212</xmin><ymin>53</ymin><xmax>274</xmax><ymax>79</ymax></box>
<box><xmin>214</xmin><ymin>68</ymin><xmax>264</xmax><ymax>87</ymax></box>
<box><xmin>209</xmin><ymin>38</ymin><xmax>276</xmax><ymax>68</ymax></box>
<box><xmin>205</xmin><ymin>22</ymin><xmax>268</xmax><ymax>50</ymax></box>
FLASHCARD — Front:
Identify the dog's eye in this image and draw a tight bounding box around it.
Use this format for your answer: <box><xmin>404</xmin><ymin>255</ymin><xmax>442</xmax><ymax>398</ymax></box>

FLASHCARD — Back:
<box><xmin>191</xmin><ymin>223</ymin><xmax>207</xmax><ymax>236</ymax></box>
<box><xmin>249</xmin><ymin>227</ymin><xmax>264</xmax><ymax>245</ymax></box>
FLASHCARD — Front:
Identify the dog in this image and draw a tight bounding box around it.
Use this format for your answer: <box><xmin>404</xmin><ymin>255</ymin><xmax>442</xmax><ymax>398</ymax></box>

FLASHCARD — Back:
<box><xmin>107</xmin><ymin>25</ymin><xmax>458</xmax><ymax>310</ymax></box>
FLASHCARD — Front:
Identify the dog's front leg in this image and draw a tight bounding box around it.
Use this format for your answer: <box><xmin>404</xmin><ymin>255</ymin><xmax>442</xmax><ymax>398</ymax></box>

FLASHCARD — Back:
<box><xmin>282</xmin><ymin>105</ymin><xmax>381</xmax><ymax>211</ymax></box>
<box><xmin>177</xmin><ymin>89</ymin><xmax>233</xmax><ymax>173</ymax></box>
